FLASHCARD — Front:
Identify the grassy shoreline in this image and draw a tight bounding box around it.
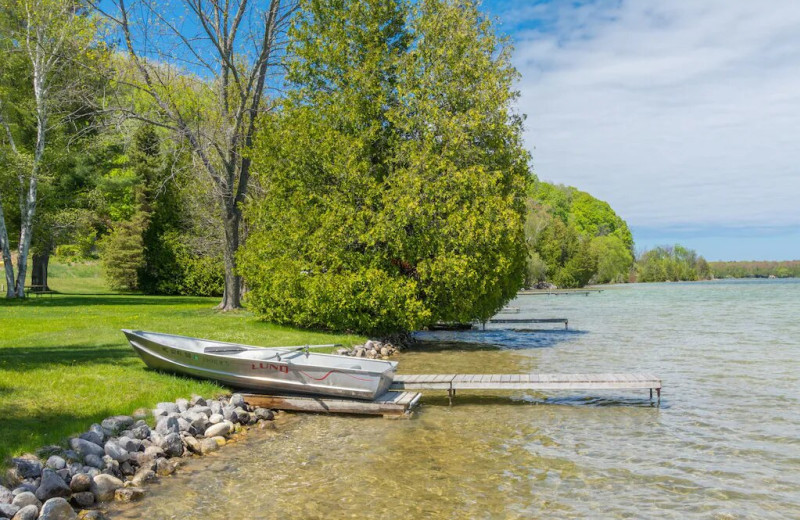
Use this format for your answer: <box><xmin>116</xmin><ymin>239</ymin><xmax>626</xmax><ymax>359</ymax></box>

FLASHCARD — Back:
<box><xmin>0</xmin><ymin>273</ymin><xmax>364</xmax><ymax>461</ymax></box>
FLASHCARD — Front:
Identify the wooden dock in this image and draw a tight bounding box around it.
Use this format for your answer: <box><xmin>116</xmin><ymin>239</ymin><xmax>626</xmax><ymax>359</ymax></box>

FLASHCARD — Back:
<box><xmin>243</xmin><ymin>391</ymin><xmax>422</xmax><ymax>418</ymax></box>
<box><xmin>487</xmin><ymin>318</ymin><xmax>569</xmax><ymax>330</ymax></box>
<box><xmin>517</xmin><ymin>289</ymin><xmax>604</xmax><ymax>296</ymax></box>
<box><xmin>391</xmin><ymin>373</ymin><xmax>662</xmax><ymax>405</ymax></box>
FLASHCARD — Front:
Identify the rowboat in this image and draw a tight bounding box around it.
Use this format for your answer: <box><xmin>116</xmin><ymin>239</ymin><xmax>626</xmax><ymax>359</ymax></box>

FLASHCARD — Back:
<box><xmin>122</xmin><ymin>330</ymin><xmax>397</xmax><ymax>400</ymax></box>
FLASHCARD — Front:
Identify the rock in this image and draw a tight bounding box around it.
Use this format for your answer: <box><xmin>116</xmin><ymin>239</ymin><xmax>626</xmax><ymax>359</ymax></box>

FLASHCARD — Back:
<box><xmin>10</xmin><ymin>504</ymin><xmax>38</xmax><ymax>520</ymax></box>
<box><xmin>68</xmin><ymin>439</ymin><xmax>104</xmax><ymax>461</ymax></box>
<box><xmin>257</xmin><ymin>420</ymin><xmax>276</xmax><ymax>431</ymax></box>
<box><xmin>82</xmin><ymin>468</ymin><xmax>99</xmax><ymax>479</ymax></box>
<box><xmin>208</xmin><ymin>401</ymin><xmax>222</xmax><ymax>415</ymax></box>
<box><xmin>82</xmin><ymin>455</ymin><xmax>103</xmax><ymax>470</ymax></box>
<box><xmin>0</xmin><ymin>504</ymin><xmax>20</xmax><ymax>518</ymax></box>
<box><xmin>183</xmin><ymin>436</ymin><xmax>201</xmax><ymax>454</ymax></box>
<box><xmin>37</xmin><ymin>497</ymin><xmax>76</xmax><ymax>520</ymax></box>
<box><xmin>198</xmin><ymin>439</ymin><xmax>219</xmax><ymax>454</ymax></box>
<box><xmin>229</xmin><ymin>394</ymin><xmax>245</xmax><ymax>408</ymax></box>
<box><xmin>12</xmin><ymin>485</ymin><xmax>36</xmax><ymax>496</ymax></box>
<box><xmin>207</xmin><ymin>413</ymin><xmax>223</xmax><ymax>425</ymax></box>
<box><xmin>68</xmin><ymin>474</ymin><xmax>90</xmax><ymax>494</ymax></box>
<box><xmin>161</xmin><ymin>433</ymin><xmax>183</xmax><ymax>458</ymax></box>
<box><xmin>191</xmin><ymin>406</ymin><xmax>212</xmax><ymax>417</ymax></box>
<box><xmin>114</xmin><ymin>487</ymin><xmax>145</xmax><ymax>502</ymax></box>
<box><xmin>90</xmin><ymin>475</ymin><xmax>122</xmax><ymax>502</ymax></box>
<box><xmin>210</xmin><ymin>436</ymin><xmax>226</xmax><ymax>448</ymax></box>
<box><xmin>188</xmin><ymin>415</ymin><xmax>209</xmax><ymax>433</ymax></box>
<box><xmin>155</xmin><ymin>402</ymin><xmax>180</xmax><ymax>414</ymax></box>
<box><xmin>0</xmin><ymin>485</ymin><xmax>13</xmax><ymax>504</ymax></box>
<box><xmin>221</xmin><ymin>406</ymin><xmax>237</xmax><ymax>423</ymax></box>
<box><xmin>203</xmin><ymin>422</ymin><xmax>231</xmax><ymax>438</ymax></box>
<box><xmin>189</xmin><ymin>395</ymin><xmax>206</xmax><ymax>407</ymax></box>
<box><xmin>9</xmin><ymin>457</ymin><xmax>42</xmax><ymax>480</ymax></box>
<box><xmin>119</xmin><ymin>461</ymin><xmax>135</xmax><ymax>477</ymax></box>
<box><xmin>254</xmin><ymin>408</ymin><xmax>274</xmax><ymax>421</ymax></box>
<box><xmin>176</xmin><ymin>417</ymin><xmax>193</xmax><ymax>434</ymax></box>
<box><xmin>155</xmin><ymin>417</ymin><xmax>179</xmax><ymax>436</ymax></box>
<box><xmin>70</xmin><ymin>492</ymin><xmax>94</xmax><ymax>509</ymax></box>
<box><xmin>175</xmin><ymin>398</ymin><xmax>188</xmax><ymax>412</ymax></box>
<box><xmin>101</xmin><ymin>416</ymin><xmax>133</xmax><ymax>437</ymax></box>
<box><xmin>77</xmin><ymin>511</ymin><xmax>108</xmax><ymax>520</ymax></box>
<box><xmin>11</xmin><ymin>492</ymin><xmax>40</xmax><ymax>510</ymax></box>
<box><xmin>115</xmin><ymin>437</ymin><xmax>141</xmax><ymax>454</ymax></box>
<box><xmin>380</xmin><ymin>347</ymin><xmax>390</xmax><ymax>356</ymax></box>
<box><xmin>34</xmin><ymin>470</ymin><xmax>70</xmax><ymax>502</ymax></box>
<box><xmin>366</xmin><ymin>349</ymin><xmax>377</xmax><ymax>359</ymax></box>
<box><xmin>364</xmin><ymin>340</ymin><xmax>375</xmax><ymax>350</ymax></box>
<box><xmin>143</xmin><ymin>446</ymin><xmax>164</xmax><ymax>459</ymax></box>
<box><xmin>130</xmin><ymin>469</ymin><xmax>156</xmax><ymax>487</ymax></box>
<box><xmin>354</xmin><ymin>348</ymin><xmax>366</xmax><ymax>358</ymax></box>
<box><xmin>43</xmin><ymin>457</ymin><xmax>65</xmax><ymax>472</ymax></box>
<box><xmin>154</xmin><ymin>458</ymin><xmax>178</xmax><ymax>477</ymax></box>
<box><xmin>103</xmin><ymin>442</ymin><xmax>129</xmax><ymax>463</ymax></box>
<box><xmin>151</xmin><ymin>408</ymin><xmax>168</xmax><ymax>420</ymax></box>
<box><xmin>129</xmin><ymin>424</ymin><xmax>150</xmax><ymax>441</ymax></box>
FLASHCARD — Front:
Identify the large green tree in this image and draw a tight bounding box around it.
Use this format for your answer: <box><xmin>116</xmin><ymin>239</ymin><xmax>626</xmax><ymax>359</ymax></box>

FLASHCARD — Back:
<box><xmin>240</xmin><ymin>0</ymin><xmax>529</xmax><ymax>333</ymax></box>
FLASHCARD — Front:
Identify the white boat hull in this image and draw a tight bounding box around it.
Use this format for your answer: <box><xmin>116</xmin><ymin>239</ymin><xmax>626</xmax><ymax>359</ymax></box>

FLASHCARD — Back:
<box><xmin>122</xmin><ymin>330</ymin><xmax>397</xmax><ymax>400</ymax></box>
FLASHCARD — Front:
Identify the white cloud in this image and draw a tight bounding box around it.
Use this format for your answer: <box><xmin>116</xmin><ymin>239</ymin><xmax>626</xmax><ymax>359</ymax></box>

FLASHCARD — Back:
<box><xmin>502</xmin><ymin>0</ymin><xmax>800</xmax><ymax>229</ymax></box>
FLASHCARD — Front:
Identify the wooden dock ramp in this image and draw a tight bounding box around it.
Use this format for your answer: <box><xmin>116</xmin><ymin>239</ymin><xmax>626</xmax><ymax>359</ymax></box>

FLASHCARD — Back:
<box><xmin>243</xmin><ymin>391</ymin><xmax>422</xmax><ymax>418</ymax></box>
<box><xmin>391</xmin><ymin>373</ymin><xmax>662</xmax><ymax>405</ymax></box>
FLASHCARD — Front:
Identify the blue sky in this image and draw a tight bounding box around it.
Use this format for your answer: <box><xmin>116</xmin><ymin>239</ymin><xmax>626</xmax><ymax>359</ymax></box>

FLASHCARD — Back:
<box><xmin>480</xmin><ymin>0</ymin><xmax>800</xmax><ymax>261</ymax></box>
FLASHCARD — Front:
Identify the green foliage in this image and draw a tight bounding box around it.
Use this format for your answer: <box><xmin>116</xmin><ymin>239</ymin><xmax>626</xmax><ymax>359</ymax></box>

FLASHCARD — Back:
<box><xmin>99</xmin><ymin>215</ymin><xmax>147</xmax><ymax>290</ymax></box>
<box><xmin>524</xmin><ymin>181</ymin><xmax>634</xmax><ymax>287</ymax></box>
<box><xmin>241</xmin><ymin>0</ymin><xmax>529</xmax><ymax>333</ymax></box>
<box><xmin>635</xmin><ymin>244</ymin><xmax>710</xmax><ymax>282</ymax></box>
<box><xmin>708</xmin><ymin>260</ymin><xmax>800</xmax><ymax>278</ymax></box>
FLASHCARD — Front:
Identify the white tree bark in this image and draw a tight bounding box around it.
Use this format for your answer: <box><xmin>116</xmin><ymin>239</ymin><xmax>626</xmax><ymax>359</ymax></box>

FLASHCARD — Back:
<box><xmin>0</xmin><ymin>103</ymin><xmax>19</xmax><ymax>297</ymax></box>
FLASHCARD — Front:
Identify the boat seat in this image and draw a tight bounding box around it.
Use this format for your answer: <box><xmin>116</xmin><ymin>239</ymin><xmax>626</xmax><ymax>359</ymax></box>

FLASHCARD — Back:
<box><xmin>204</xmin><ymin>346</ymin><xmax>248</xmax><ymax>354</ymax></box>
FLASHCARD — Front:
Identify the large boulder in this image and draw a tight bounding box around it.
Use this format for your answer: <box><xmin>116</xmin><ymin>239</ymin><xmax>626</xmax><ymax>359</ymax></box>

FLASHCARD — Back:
<box><xmin>89</xmin><ymin>474</ymin><xmax>123</xmax><ymax>503</ymax></box>
<box><xmin>34</xmin><ymin>470</ymin><xmax>70</xmax><ymax>502</ymax></box>
<box><xmin>68</xmin><ymin>439</ymin><xmax>104</xmax><ymax>460</ymax></box>
<box><xmin>37</xmin><ymin>497</ymin><xmax>76</xmax><ymax>520</ymax></box>
<box><xmin>10</xmin><ymin>504</ymin><xmax>38</xmax><ymax>520</ymax></box>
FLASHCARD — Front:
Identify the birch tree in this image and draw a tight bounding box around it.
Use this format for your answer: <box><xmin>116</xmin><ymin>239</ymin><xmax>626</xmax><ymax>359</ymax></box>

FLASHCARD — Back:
<box><xmin>0</xmin><ymin>0</ymin><xmax>99</xmax><ymax>298</ymax></box>
<box><xmin>91</xmin><ymin>0</ymin><xmax>297</xmax><ymax>310</ymax></box>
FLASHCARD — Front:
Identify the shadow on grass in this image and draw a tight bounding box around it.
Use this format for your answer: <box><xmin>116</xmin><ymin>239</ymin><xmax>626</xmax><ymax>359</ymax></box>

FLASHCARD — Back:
<box><xmin>0</xmin><ymin>294</ymin><xmax>215</xmax><ymax>308</ymax></box>
<box><xmin>0</xmin><ymin>406</ymin><xmax>119</xmax><ymax>463</ymax></box>
<box><xmin>0</xmin><ymin>343</ymin><xmax>138</xmax><ymax>371</ymax></box>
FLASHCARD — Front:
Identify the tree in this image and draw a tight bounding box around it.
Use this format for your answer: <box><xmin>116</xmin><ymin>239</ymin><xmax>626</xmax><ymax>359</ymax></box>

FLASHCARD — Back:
<box><xmin>240</xmin><ymin>0</ymin><xmax>529</xmax><ymax>333</ymax></box>
<box><xmin>91</xmin><ymin>0</ymin><xmax>298</xmax><ymax>310</ymax></box>
<box><xmin>0</xmin><ymin>0</ymin><xmax>100</xmax><ymax>298</ymax></box>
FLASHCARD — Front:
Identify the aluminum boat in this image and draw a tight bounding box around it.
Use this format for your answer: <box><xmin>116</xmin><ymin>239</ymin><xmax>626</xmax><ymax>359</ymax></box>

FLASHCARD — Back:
<box><xmin>122</xmin><ymin>330</ymin><xmax>397</xmax><ymax>400</ymax></box>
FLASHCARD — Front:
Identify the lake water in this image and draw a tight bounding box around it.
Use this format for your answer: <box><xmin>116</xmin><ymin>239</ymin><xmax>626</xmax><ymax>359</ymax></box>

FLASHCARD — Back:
<box><xmin>108</xmin><ymin>279</ymin><xmax>800</xmax><ymax>519</ymax></box>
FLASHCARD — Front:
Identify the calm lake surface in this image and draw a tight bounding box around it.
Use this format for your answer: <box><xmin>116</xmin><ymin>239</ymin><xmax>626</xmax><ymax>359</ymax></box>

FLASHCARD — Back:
<box><xmin>109</xmin><ymin>279</ymin><xmax>800</xmax><ymax>519</ymax></box>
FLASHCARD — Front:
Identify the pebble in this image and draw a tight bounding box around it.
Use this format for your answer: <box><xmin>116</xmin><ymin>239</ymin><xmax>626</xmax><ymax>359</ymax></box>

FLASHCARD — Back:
<box><xmin>38</xmin><ymin>497</ymin><xmax>76</xmax><ymax>520</ymax></box>
<box><xmin>34</xmin><ymin>470</ymin><xmax>70</xmax><ymax>502</ymax></box>
<box><xmin>77</xmin><ymin>511</ymin><xmax>108</xmax><ymax>520</ymax></box>
<box><xmin>10</xmin><ymin>504</ymin><xmax>38</xmax><ymax>520</ymax></box>
<box><xmin>69</xmin><ymin>474</ymin><xmax>91</xmax><ymax>493</ymax></box>
<box><xmin>90</xmin><ymin>474</ymin><xmax>123</xmax><ymax>502</ymax></box>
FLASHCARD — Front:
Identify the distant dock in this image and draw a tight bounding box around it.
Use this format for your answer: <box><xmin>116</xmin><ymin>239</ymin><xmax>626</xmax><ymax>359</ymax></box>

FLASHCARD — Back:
<box><xmin>487</xmin><ymin>317</ymin><xmax>569</xmax><ymax>330</ymax></box>
<box><xmin>517</xmin><ymin>288</ymin><xmax>604</xmax><ymax>296</ymax></box>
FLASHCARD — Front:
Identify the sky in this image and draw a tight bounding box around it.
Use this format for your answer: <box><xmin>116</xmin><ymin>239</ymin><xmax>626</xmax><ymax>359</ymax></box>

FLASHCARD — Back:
<box><xmin>481</xmin><ymin>0</ymin><xmax>800</xmax><ymax>261</ymax></box>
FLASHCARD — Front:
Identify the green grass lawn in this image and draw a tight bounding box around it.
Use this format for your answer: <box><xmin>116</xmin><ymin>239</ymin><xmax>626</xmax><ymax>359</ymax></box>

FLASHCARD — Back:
<box><xmin>0</xmin><ymin>261</ymin><xmax>365</xmax><ymax>462</ymax></box>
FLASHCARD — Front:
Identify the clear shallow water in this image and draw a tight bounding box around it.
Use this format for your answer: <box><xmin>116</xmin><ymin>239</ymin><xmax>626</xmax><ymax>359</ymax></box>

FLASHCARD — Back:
<box><xmin>109</xmin><ymin>280</ymin><xmax>800</xmax><ymax>519</ymax></box>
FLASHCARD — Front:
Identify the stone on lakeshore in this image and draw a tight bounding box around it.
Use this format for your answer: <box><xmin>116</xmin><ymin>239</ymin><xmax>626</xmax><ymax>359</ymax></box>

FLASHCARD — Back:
<box><xmin>37</xmin><ymin>497</ymin><xmax>76</xmax><ymax>520</ymax></box>
<box><xmin>354</xmin><ymin>348</ymin><xmax>366</xmax><ymax>358</ymax></box>
<box><xmin>161</xmin><ymin>433</ymin><xmax>183</xmax><ymax>458</ymax></box>
<box><xmin>364</xmin><ymin>340</ymin><xmax>375</xmax><ymax>350</ymax></box>
<box><xmin>90</xmin><ymin>475</ymin><xmax>122</xmax><ymax>503</ymax></box>
<box><xmin>9</xmin><ymin>457</ymin><xmax>42</xmax><ymax>481</ymax></box>
<box><xmin>254</xmin><ymin>408</ymin><xmax>274</xmax><ymax>421</ymax></box>
<box><xmin>101</xmin><ymin>416</ymin><xmax>133</xmax><ymax>437</ymax></box>
<box><xmin>130</xmin><ymin>469</ymin><xmax>156</xmax><ymax>487</ymax></box>
<box><xmin>68</xmin><ymin>474</ymin><xmax>90</xmax><ymax>494</ymax></box>
<box><xmin>233</xmin><ymin>408</ymin><xmax>251</xmax><ymax>424</ymax></box>
<box><xmin>114</xmin><ymin>487</ymin><xmax>145</xmax><ymax>503</ymax></box>
<box><xmin>76</xmin><ymin>432</ymin><xmax>102</xmax><ymax>448</ymax></box>
<box><xmin>183</xmin><ymin>436</ymin><xmax>201</xmax><ymax>454</ymax></box>
<box><xmin>198</xmin><ymin>438</ymin><xmax>219</xmax><ymax>454</ymax></box>
<box><xmin>229</xmin><ymin>394</ymin><xmax>245</xmax><ymax>408</ymax></box>
<box><xmin>103</xmin><ymin>442</ymin><xmax>129</xmax><ymax>463</ymax></box>
<box><xmin>176</xmin><ymin>417</ymin><xmax>193</xmax><ymax>434</ymax></box>
<box><xmin>188</xmin><ymin>415</ymin><xmax>209</xmax><ymax>433</ymax></box>
<box><xmin>203</xmin><ymin>422</ymin><xmax>231</xmax><ymax>438</ymax></box>
<box><xmin>207</xmin><ymin>413</ymin><xmax>223</xmax><ymax>425</ymax></box>
<box><xmin>221</xmin><ymin>406</ymin><xmax>237</xmax><ymax>423</ymax></box>
<box><xmin>77</xmin><ymin>511</ymin><xmax>108</xmax><ymax>520</ymax></box>
<box><xmin>380</xmin><ymin>347</ymin><xmax>390</xmax><ymax>356</ymax></box>
<box><xmin>176</xmin><ymin>399</ymin><xmax>189</xmax><ymax>412</ymax></box>
<box><xmin>68</xmin><ymin>439</ymin><xmax>104</xmax><ymax>460</ymax></box>
<box><xmin>120</xmin><ymin>461</ymin><xmax>135</xmax><ymax>477</ymax></box>
<box><xmin>44</xmin><ymin>457</ymin><xmax>65</xmax><ymax>472</ymax></box>
<box><xmin>12</xmin><ymin>485</ymin><xmax>36</xmax><ymax>496</ymax></box>
<box><xmin>82</xmin><ymin>468</ymin><xmax>99</xmax><ymax>479</ymax></box>
<box><xmin>62</xmin><ymin>452</ymin><xmax>80</xmax><ymax>465</ymax></box>
<box><xmin>11</xmin><ymin>492</ymin><xmax>40</xmax><ymax>510</ymax></box>
<box><xmin>189</xmin><ymin>395</ymin><xmax>206</xmax><ymax>407</ymax></box>
<box><xmin>155</xmin><ymin>402</ymin><xmax>180</xmax><ymax>414</ymax></box>
<box><xmin>210</xmin><ymin>436</ymin><xmax>226</xmax><ymax>448</ymax></box>
<box><xmin>191</xmin><ymin>406</ymin><xmax>212</xmax><ymax>417</ymax></box>
<box><xmin>154</xmin><ymin>458</ymin><xmax>178</xmax><ymax>477</ymax></box>
<box><xmin>82</xmin><ymin>455</ymin><xmax>103</xmax><ymax>470</ymax></box>
<box><xmin>155</xmin><ymin>417</ymin><xmax>179</xmax><ymax>436</ymax></box>
<box><xmin>130</xmin><ymin>424</ymin><xmax>150</xmax><ymax>441</ymax></box>
<box><xmin>70</xmin><ymin>492</ymin><xmax>94</xmax><ymax>509</ymax></box>
<box><xmin>151</xmin><ymin>408</ymin><xmax>167</xmax><ymax>420</ymax></box>
<box><xmin>143</xmin><ymin>446</ymin><xmax>164</xmax><ymax>459</ymax></box>
<box><xmin>0</xmin><ymin>485</ymin><xmax>13</xmax><ymax>504</ymax></box>
<box><xmin>34</xmin><ymin>470</ymin><xmax>70</xmax><ymax>502</ymax></box>
<box><xmin>257</xmin><ymin>420</ymin><xmax>276</xmax><ymax>431</ymax></box>
<box><xmin>10</xmin><ymin>504</ymin><xmax>38</xmax><ymax>520</ymax></box>
<box><xmin>116</xmin><ymin>437</ymin><xmax>141</xmax><ymax>454</ymax></box>
<box><xmin>208</xmin><ymin>401</ymin><xmax>222</xmax><ymax>415</ymax></box>
<box><xmin>0</xmin><ymin>503</ymin><xmax>20</xmax><ymax>518</ymax></box>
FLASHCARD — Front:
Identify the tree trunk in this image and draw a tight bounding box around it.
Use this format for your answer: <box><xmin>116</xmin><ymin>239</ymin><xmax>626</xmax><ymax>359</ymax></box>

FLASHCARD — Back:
<box><xmin>0</xmin><ymin>199</ymin><xmax>15</xmax><ymax>298</ymax></box>
<box><xmin>217</xmin><ymin>207</ymin><xmax>242</xmax><ymax>310</ymax></box>
<box><xmin>31</xmin><ymin>251</ymin><xmax>49</xmax><ymax>291</ymax></box>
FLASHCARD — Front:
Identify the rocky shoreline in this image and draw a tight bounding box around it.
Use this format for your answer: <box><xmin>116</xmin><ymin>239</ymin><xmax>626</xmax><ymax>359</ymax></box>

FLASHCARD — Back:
<box><xmin>335</xmin><ymin>339</ymin><xmax>401</xmax><ymax>360</ymax></box>
<box><xmin>0</xmin><ymin>394</ymin><xmax>273</xmax><ymax>520</ymax></box>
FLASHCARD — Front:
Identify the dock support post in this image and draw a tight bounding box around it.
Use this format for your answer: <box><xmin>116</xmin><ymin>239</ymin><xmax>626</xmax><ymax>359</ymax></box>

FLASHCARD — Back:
<box><xmin>447</xmin><ymin>386</ymin><xmax>455</xmax><ymax>406</ymax></box>
<box><xmin>656</xmin><ymin>388</ymin><xmax>661</xmax><ymax>406</ymax></box>
<box><xmin>565</xmin><ymin>319</ymin><xmax>569</xmax><ymax>330</ymax></box>
<box><xmin>650</xmin><ymin>388</ymin><xmax>653</xmax><ymax>401</ymax></box>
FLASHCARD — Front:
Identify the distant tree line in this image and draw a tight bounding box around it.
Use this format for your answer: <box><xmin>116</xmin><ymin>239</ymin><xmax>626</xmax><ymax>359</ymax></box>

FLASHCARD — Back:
<box><xmin>709</xmin><ymin>260</ymin><xmax>800</xmax><ymax>279</ymax></box>
<box><xmin>634</xmin><ymin>245</ymin><xmax>710</xmax><ymax>282</ymax></box>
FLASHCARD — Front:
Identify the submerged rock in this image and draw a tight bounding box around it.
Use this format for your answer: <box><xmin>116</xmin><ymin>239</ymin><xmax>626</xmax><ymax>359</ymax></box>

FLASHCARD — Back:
<box><xmin>114</xmin><ymin>487</ymin><xmax>145</xmax><ymax>502</ymax></box>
